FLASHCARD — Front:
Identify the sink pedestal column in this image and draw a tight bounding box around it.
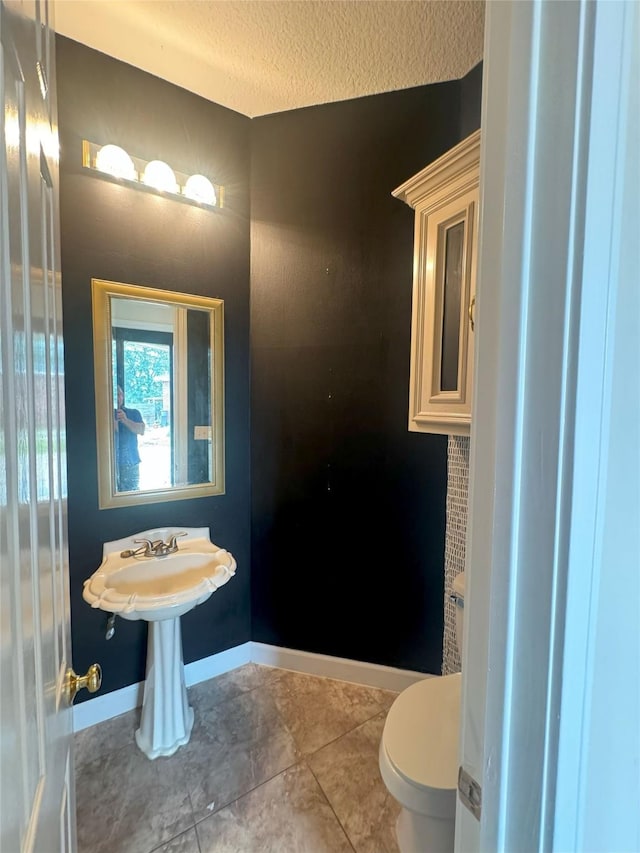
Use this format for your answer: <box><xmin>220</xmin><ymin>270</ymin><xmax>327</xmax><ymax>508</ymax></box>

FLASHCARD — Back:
<box><xmin>135</xmin><ymin>616</ymin><xmax>194</xmax><ymax>760</ymax></box>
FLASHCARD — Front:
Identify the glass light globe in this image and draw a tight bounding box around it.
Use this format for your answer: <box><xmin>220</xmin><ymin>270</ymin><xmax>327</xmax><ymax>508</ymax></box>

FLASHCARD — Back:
<box><xmin>142</xmin><ymin>160</ymin><xmax>178</xmax><ymax>193</ymax></box>
<box><xmin>184</xmin><ymin>174</ymin><xmax>217</xmax><ymax>206</ymax></box>
<box><xmin>95</xmin><ymin>144</ymin><xmax>136</xmax><ymax>180</ymax></box>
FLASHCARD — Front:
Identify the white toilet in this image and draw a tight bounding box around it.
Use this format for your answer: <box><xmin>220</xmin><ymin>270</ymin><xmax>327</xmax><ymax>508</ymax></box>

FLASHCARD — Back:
<box><xmin>379</xmin><ymin>571</ymin><xmax>466</xmax><ymax>852</ymax></box>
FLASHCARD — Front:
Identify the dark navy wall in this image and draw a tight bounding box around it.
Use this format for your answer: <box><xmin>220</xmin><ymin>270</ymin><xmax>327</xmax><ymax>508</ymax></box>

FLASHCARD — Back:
<box><xmin>250</xmin><ymin>81</ymin><xmax>475</xmax><ymax>674</ymax></box>
<box><xmin>56</xmin><ymin>37</ymin><xmax>252</xmax><ymax>699</ymax></box>
<box><xmin>460</xmin><ymin>61</ymin><xmax>483</xmax><ymax>137</ymax></box>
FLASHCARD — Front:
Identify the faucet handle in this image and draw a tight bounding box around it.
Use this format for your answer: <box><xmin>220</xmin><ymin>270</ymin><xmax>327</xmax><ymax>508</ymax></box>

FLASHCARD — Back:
<box><xmin>133</xmin><ymin>538</ymin><xmax>154</xmax><ymax>556</ymax></box>
<box><xmin>167</xmin><ymin>531</ymin><xmax>188</xmax><ymax>551</ymax></box>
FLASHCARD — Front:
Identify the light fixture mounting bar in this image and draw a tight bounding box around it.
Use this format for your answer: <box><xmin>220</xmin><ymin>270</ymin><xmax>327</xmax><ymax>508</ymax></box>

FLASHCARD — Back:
<box><xmin>81</xmin><ymin>140</ymin><xmax>224</xmax><ymax>210</ymax></box>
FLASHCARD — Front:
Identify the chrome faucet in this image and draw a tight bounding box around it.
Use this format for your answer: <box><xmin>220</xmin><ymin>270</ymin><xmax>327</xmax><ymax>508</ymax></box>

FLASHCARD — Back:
<box><xmin>150</xmin><ymin>532</ymin><xmax>188</xmax><ymax>556</ymax></box>
<box><xmin>120</xmin><ymin>532</ymin><xmax>187</xmax><ymax>558</ymax></box>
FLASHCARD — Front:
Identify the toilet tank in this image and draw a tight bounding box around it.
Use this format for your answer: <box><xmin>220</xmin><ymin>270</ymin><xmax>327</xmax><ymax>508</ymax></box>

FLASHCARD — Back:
<box><xmin>452</xmin><ymin>572</ymin><xmax>466</xmax><ymax>659</ymax></box>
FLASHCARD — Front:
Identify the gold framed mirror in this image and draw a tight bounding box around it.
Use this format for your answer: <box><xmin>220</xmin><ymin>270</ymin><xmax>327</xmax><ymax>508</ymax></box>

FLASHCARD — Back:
<box><xmin>92</xmin><ymin>279</ymin><xmax>225</xmax><ymax>509</ymax></box>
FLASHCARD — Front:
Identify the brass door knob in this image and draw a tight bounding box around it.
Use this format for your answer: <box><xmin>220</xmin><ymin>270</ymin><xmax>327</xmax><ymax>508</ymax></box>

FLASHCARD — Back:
<box><xmin>65</xmin><ymin>663</ymin><xmax>102</xmax><ymax>705</ymax></box>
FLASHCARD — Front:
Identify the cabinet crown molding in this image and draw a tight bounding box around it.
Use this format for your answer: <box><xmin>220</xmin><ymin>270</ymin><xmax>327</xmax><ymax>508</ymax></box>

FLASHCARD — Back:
<box><xmin>393</xmin><ymin>129</ymin><xmax>481</xmax><ymax>210</ymax></box>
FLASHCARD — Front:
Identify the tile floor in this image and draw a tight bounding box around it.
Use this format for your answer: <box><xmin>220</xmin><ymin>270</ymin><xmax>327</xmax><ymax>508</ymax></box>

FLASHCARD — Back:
<box><xmin>74</xmin><ymin>663</ymin><xmax>402</xmax><ymax>853</ymax></box>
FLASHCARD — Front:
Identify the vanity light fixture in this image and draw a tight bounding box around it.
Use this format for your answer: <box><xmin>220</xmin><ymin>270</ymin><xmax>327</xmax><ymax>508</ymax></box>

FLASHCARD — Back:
<box><xmin>82</xmin><ymin>140</ymin><xmax>224</xmax><ymax>209</ymax></box>
<box><xmin>95</xmin><ymin>144</ymin><xmax>136</xmax><ymax>180</ymax></box>
<box><xmin>184</xmin><ymin>173</ymin><xmax>217</xmax><ymax>206</ymax></box>
<box><xmin>142</xmin><ymin>159</ymin><xmax>178</xmax><ymax>193</ymax></box>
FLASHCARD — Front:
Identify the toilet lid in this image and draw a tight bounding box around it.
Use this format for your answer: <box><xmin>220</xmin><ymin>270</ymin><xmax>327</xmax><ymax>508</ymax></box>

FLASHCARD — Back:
<box><xmin>383</xmin><ymin>672</ymin><xmax>461</xmax><ymax>791</ymax></box>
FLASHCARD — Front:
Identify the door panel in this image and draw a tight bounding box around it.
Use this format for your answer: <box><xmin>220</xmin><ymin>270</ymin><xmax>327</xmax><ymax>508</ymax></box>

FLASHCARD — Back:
<box><xmin>1</xmin><ymin>2</ymin><xmax>74</xmax><ymax>850</ymax></box>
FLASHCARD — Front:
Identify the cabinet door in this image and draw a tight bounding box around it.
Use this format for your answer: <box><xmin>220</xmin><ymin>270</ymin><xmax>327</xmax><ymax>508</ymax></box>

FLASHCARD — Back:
<box><xmin>408</xmin><ymin>186</ymin><xmax>478</xmax><ymax>435</ymax></box>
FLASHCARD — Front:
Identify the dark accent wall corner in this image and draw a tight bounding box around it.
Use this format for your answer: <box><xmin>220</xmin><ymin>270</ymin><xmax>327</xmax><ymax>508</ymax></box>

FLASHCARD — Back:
<box><xmin>460</xmin><ymin>61</ymin><xmax>484</xmax><ymax>138</ymax></box>
<box><xmin>56</xmin><ymin>36</ymin><xmax>252</xmax><ymax>700</ymax></box>
<box><xmin>250</xmin><ymin>83</ymin><xmax>469</xmax><ymax>674</ymax></box>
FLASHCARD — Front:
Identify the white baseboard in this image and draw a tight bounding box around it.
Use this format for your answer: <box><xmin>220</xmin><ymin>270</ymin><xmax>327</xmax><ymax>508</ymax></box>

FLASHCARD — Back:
<box><xmin>185</xmin><ymin>642</ymin><xmax>252</xmax><ymax>687</ymax></box>
<box><xmin>73</xmin><ymin>642</ymin><xmax>252</xmax><ymax>731</ymax></box>
<box><xmin>250</xmin><ymin>643</ymin><xmax>431</xmax><ymax>693</ymax></box>
<box><xmin>72</xmin><ymin>680</ymin><xmax>144</xmax><ymax>732</ymax></box>
<box><xmin>72</xmin><ymin>641</ymin><xmax>428</xmax><ymax>732</ymax></box>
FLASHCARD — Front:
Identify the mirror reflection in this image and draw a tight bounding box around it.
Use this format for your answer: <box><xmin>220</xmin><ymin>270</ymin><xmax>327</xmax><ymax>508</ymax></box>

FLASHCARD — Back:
<box><xmin>114</xmin><ymin>383</ymin><xmax>146</xmax><ymax>491</ymax></box>
<box><xmin>92</xmin><ymin>279</ymin><xmax>225</xmax><ymax>509</ymax></box>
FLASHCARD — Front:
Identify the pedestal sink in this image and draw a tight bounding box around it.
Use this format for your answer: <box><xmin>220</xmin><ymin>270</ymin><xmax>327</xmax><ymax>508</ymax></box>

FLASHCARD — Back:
<box><xmin>83</xmin><ymin>527</ymin><xmax>236</xmax><ymax>759</ymax></box>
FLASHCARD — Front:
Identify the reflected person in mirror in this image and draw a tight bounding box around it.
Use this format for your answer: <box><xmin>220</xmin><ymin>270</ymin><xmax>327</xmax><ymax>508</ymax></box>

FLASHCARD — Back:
<box><xmin>114</xmin><ymin>385</ymin><xmax>145</xmax><ymax>491</ymax></box>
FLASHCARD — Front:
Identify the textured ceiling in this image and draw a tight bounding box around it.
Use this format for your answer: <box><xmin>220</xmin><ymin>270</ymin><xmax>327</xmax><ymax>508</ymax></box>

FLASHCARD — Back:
<box><xmin>53</xmin><ymin>0</ymin><xmax>485</xmax><ymax>118</ymax></box>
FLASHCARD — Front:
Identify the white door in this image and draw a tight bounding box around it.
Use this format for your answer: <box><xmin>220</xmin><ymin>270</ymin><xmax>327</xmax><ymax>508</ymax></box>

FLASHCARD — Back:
<box><xmin>457</xmin><ymin>1</ymin><xmax>638</xmax><ymax>850</ymax></box>
<box><xmin>1</xmin><ymin>2</ymin><xmax>85</xmax><ymax>850</ymax></box>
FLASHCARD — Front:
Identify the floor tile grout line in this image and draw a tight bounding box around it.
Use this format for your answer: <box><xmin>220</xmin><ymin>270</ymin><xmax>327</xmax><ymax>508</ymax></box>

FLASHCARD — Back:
<box><xmin>299</xmin><ymin>706</ymin><xmax>391</xmax><ymax>761</ymax></box>
<box><xmin>305</xmin><ymin>757</ymin><xmax>358</xmax><ymax>853</ymax></box>
<box><xmin>190</xmin><ymin>756</ymin><xmax>359</xmax><ymax>853</ymax></box>
<box><xmin>189</xmin><ymin>753</ymin><xmax>302</xmax><ymax>829</ymax></box>
<box><xmin>146</xmin><ymin>820</ymin><xmax>200</xmax><ymax>853</ymax></box>
<box><xmin>260</xmin><ymin>671</ymin><xmax>393</xmax><ymax>758</ymax></box>
<box><xmin>188</xmin><ymin>789</ymin><xmax>202</xmax><ymax>853</ymax></box>
<box><xmin>188</xmin><ymin>668</ymin><xmax>285</xmax><ymax>717</ymax></box>
<box><xmin>74</xmin><ymin>722</ymin><xmax>140</xmax><ymax>773</ymax></box>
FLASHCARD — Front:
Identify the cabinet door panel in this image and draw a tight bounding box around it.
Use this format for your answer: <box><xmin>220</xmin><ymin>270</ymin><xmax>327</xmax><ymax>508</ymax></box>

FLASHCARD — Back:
<box><xmin>410</xmin><ymin>189</ymin><xmax>477</xmax><ymax>435</ymax></box>
<box><xmin>440</xmin><ymin>218</ymin><xmax>465</xmax><ymax>392</ymax></box>
<box><xmin>395</xmin><ymin>129</ymin><xmax>480</xmax><ymax>436</ymax></box>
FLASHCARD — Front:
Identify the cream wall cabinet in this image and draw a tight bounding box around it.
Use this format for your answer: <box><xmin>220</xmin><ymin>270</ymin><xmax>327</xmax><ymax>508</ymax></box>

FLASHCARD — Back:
<box><xmin>395</xmin><ymin>130</ymin><xmax>480</xmax><ymax>436</ymax></box>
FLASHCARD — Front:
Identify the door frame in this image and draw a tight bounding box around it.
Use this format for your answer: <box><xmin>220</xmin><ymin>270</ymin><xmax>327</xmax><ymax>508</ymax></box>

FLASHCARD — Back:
<box><xmin>457</xmin><ymin>0</ymin><xmax>638</xmax><ymax>850</ymax></box>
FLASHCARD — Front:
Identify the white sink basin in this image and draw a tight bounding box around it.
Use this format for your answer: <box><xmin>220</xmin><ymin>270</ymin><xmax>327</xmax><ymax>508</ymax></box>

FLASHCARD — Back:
<box><xmin>83</xmin><ymin>527</ymin><xmax>236</xmax><ymax>621</ymax></box>
<box><xmin>82</xmin><ymin>527</ymin><xmax>237</xmax><ymax>760</ymax></box>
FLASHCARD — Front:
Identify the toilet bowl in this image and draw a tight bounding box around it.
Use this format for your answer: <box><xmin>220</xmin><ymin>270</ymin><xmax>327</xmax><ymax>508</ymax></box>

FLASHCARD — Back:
<box><xmin>379</xmin><ymin>572</ymin><xmax>466</xmax><ymax>853</ymax></box>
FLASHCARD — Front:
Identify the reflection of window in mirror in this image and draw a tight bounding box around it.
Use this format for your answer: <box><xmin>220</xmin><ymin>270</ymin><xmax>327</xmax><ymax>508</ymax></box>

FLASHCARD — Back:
<box><xmin>92</xmin><ymin>279</ymin><xmax>224</xmax><ymax>509</ymax></box>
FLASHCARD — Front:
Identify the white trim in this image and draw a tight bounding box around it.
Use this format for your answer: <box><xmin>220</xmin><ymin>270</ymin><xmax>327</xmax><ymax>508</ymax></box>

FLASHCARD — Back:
<box><xmin>72</xmin><ymin>642</ymin><xmax>252</xmax><ymax>731</ymax></box>
<box><xmin>458</xmin><ymin>1</ymin><xmax>635</xmax><ymax>851</ymax></box>
<box><xmin>393</xmin><ymin>129</ymin><xmax>481</xmax><ymax>208</ymax></box>
<box><xmin>554</xmin><ymin>1</ymin><xmax>639</xmax><ymax>849</ymax></box>
<box><xmin>72</xmin><ymin>680</ymin><xmax>144</xmax><ymax>733</ymax></box>
<box><xmin>72</xmin><ymin>641</ymin><xmax>427</xmax><ymax>732</ymax></box>
<box><xmin>250</xmin><ymin>643</ymin><xmax>430</xmax><ymax>693</ymax></box>
<box><xmin>184</xmin><ymin>641</ymin><xmax>252</xmax><ymax>687</ymax></box>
